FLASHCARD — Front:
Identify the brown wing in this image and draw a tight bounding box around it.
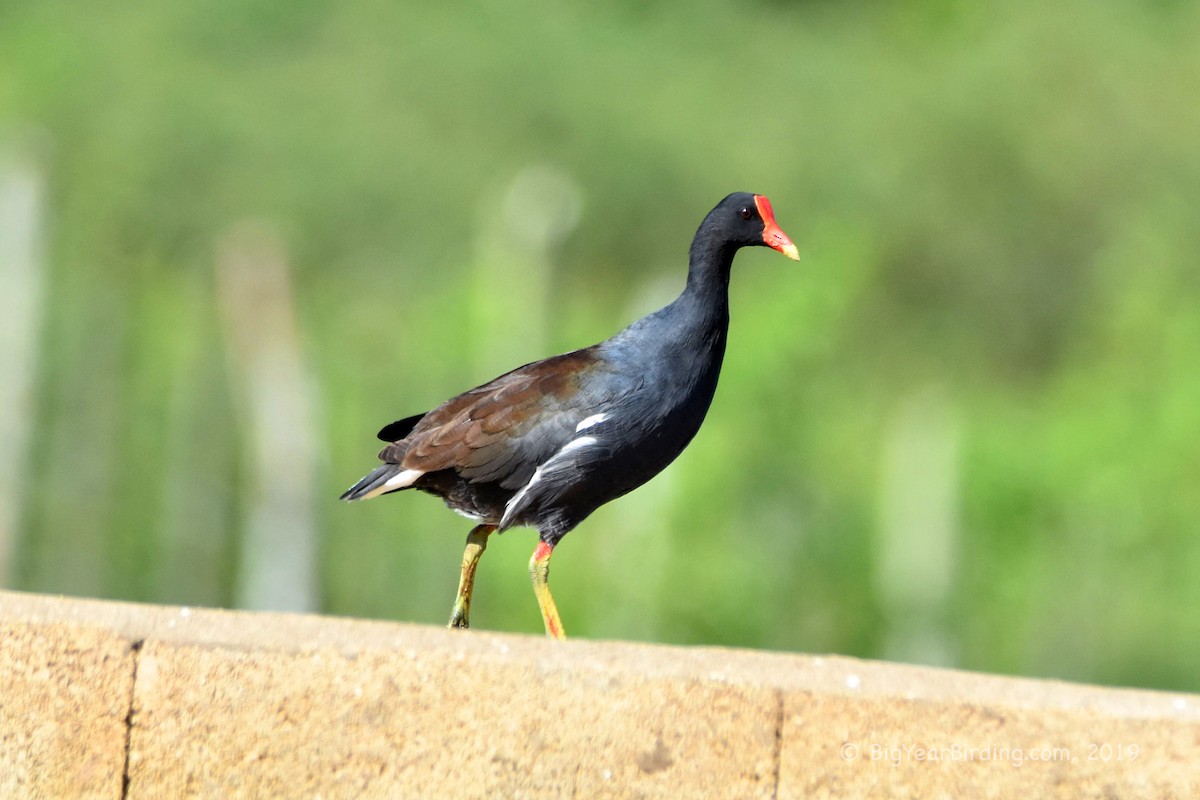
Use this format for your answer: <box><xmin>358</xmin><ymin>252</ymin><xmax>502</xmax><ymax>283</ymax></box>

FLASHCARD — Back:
<box><xmin>378</xmin><ymin>347</ymin><xmax>601</xmax><ymax>490</ymax></box>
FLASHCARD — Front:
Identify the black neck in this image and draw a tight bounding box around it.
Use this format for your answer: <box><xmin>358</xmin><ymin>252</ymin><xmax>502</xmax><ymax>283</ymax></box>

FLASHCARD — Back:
<box><xmin>609</xmin><ymin>229</ymin><xmax>739</xmax><ymax>360</ymax></box>
<box><xmin>680</xmin><ymin>237</ymin><xmax>736</xmax><ymax>330</ymax></box>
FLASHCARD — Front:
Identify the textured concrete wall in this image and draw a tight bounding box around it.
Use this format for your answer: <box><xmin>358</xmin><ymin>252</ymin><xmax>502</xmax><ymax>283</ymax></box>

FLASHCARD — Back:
<box><xmin>1</xmin><ymin>590</ymin><xmax>1197</xmax><ymax>799</ymax></box>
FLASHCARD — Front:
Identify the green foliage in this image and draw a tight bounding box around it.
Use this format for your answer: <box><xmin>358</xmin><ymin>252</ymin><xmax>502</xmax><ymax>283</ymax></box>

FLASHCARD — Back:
<box><xmin>3</xmin><ymin>0</ymin><xmax>1198</xmax><ymax>690</ymax></box>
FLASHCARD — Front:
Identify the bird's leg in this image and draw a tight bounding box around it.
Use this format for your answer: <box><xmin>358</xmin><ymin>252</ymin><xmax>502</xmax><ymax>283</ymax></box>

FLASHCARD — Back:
<box><xmin>529</xmin><ymin>540</ymin><xmax>566</xmax><ymax>640</ymax></box>
<box><xmin>448</xmin><ymin>524</ymin><xmax>495</xmax><ymax>629</ymax></box>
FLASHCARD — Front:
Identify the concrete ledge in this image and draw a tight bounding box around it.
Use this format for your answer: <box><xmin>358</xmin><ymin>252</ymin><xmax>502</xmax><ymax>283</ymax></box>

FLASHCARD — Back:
<box><xmin>0</xmin><ymin>617</ymin><xmax>132</xmax><ymax>800</ymax></box>
<box><xmin>1</xmin><ymin>591</ymin><xmax>1197</xmax><ymax>798</ymax></box>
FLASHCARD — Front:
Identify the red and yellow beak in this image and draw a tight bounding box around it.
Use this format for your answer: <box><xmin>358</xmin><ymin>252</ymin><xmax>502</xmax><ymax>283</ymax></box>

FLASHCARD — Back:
<box><xmin>754</xmin><ymin>195</ymin><xmax>800</xmax><ymax>261</ymax></box>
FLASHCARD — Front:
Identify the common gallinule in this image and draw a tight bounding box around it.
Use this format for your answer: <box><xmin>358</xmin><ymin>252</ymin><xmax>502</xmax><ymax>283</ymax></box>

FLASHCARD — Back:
<box><xmin>342</xmin><ymin>192</ymin><xmax>800</xmax><ymax>639</ymax></box>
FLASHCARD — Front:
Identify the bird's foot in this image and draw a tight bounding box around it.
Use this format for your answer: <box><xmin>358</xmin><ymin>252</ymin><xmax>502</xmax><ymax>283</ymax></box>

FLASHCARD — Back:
<box><xmin>529</xmin><ymin>541</ymin><xmax>567</xmax><ymax>640</ymax></box>
<box><xmin>447</xmin><ymin>524</ymin><xmax>493</xmax><ymax>631</ymax></box>
<box><xmin>448</xmin><ymin>601</ymin><xmax>470</xmax><ymax>630</ymax></box>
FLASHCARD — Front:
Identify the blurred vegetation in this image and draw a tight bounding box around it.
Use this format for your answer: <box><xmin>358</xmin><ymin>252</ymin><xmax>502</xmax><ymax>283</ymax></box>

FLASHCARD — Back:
<box><xmin>2</xmin><ymin>0</ymin><xmax>1198</xmax><ymax>691</ymax></box>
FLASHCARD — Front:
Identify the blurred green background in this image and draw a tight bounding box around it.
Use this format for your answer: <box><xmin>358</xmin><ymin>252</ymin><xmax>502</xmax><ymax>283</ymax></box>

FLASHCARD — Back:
<box><xmin>2</xmin><ymin>0</ymin><xmax>1198</xmax><ymax>691</ymax></box>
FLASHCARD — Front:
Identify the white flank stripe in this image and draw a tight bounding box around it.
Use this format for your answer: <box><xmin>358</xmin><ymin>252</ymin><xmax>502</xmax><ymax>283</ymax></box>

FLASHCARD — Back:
<box><xmin>575</xmin><ymin>413</ymin><xmax>608</xmax><ymax>432</ymax></box>
<box><xmin>560</xmin><ymin>435</ymin><xmax>597</xmax><ymax>453</ymax></box>
<box><xmin>501</xmin><ymin>435</ymin><xmax>599</xmax><ymax>528</ymax></box>
<box><xmin>502</xmin><ymin>465</ymin><xmax>546</xmax><ymax>526</ymax></box>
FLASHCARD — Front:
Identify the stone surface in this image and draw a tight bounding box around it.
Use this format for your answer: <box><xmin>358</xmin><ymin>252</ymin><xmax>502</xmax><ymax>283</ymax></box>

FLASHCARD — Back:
<box><xmin>0</xmin><ymin>619</ymin><xmax>134</xmax><ymax>800</ymax></box>
<box><xmin>1</xmin><ymin>590</ymin><xmax>1198</xmax><ymax>799</ymax></box>
<box><xmin>780</xmin><ymin>691</ymin><xmax>1198</xmax><ymax>800</ymax></box>
<box><xmin>127</xmin><ymin>640</ymin><xmax>779</xmax><ymax>799</ymax></box>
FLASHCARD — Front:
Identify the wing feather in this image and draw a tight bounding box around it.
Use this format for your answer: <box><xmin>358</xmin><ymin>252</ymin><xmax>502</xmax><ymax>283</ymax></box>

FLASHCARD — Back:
<box><xmin>379</xmin><ymin>348</ymin><xmax>605</xmax><ymax>489</ymax></box>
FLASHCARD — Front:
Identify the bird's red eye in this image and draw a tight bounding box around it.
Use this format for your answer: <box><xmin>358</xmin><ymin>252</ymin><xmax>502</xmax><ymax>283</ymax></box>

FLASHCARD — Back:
<box><xmin>738</xmin><ymin>206</ymin><xmax>753</xmax><ymax>220</ymax></box>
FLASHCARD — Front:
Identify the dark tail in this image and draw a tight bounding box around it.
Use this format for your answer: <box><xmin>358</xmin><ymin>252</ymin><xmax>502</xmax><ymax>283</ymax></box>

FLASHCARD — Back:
<box><xmin>377</xmin><ymin>412</ymin><xmax>426</xmax><ymax>442</ymax></box>
<box><xmin>340</xmin><ymin>463</ymin><xmax>416</xmax><ymax>501</ymax></box>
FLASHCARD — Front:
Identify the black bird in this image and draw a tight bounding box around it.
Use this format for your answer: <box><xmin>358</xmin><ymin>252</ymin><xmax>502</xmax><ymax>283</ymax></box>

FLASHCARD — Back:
<box><xmin>342</xmin><ymin>192</ymin><xmax>800</xmax><ymax>639</ymax></box>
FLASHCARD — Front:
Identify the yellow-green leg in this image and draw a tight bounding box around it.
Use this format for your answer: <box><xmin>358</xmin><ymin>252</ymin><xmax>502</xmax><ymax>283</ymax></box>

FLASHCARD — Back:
<box><xmin>529</xmin><ymin>540</ymin><xmax>566</xmax><ymax>640</ymax></box>
<box><xmin>448</xmin><ymin>524</ymin><xmax>494</xmax><ymax>629</ymax></box>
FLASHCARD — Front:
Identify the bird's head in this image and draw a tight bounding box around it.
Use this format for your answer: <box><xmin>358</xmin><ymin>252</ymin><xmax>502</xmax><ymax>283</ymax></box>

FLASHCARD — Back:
<box><xmin>722</xmin><ymin>192</ymin><xmax>799</xmax><ymax>260</ymax></box>
<box><xmin>698</xmin><ymin>192</ymin><xmax>800</xmax><ymax>263</ymax></box>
